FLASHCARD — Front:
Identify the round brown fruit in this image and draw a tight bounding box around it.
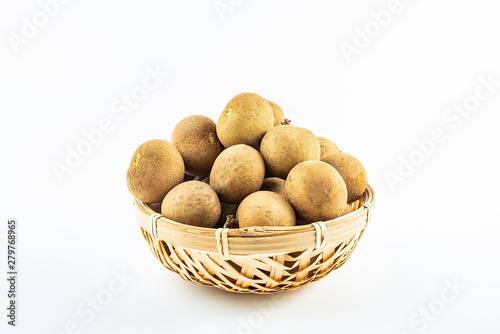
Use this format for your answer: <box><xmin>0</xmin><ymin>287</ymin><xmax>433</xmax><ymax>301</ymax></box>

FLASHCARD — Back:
<box><xmin>267</xmin><ymin>100</ymin><xmax>285</xmax><ymax>126</ymax></box>
<box><xmin>161</xmin><ymin>181</ymin><xmax>221</xmax><ymax>228</ymax></box>
<box><xmin>216</xmin><ymin>93</ymin><xmax>274</xmax><ymax>149</ymax></box>
<box><xmin>171</xmin><ymin>115</ymin><xmax>223</xmax><ymax>177</ymax></box>
<box><xmin>236</xmin><ymin>191</ymin><xmax>296</xmax><ymax>228</ymax></box>
<box><xmin>285</xmin><ymin>161</ymin><xmax>347</xmax><ymax>223</ymax></box>
<box><xmin>317</xmin><ymin>136</ymin><xmax>339</xmax><ymax>157</ymax></box>
<box><xmin>210</xmin><ymin>144</ymin><xmax>266</xmax><ymax>204</ymax></box>
<box><xmin>260</xmin><ymin>177</ymin><xmax>286</xmax><ymax>198</ymax></box>
<box><xmin>126</xmin><ymin>139</ymin><xmax>185</xmax><ymax>203</ymax></box>
<box><xmin>260</xmin><ymin>126</ymin><xmax>321</xmax><ymax>179</ymax></box>
<box><xmin>321</xmin><ymin>152</ymin><xmax>367</xmax><ymax>204</ymax></box>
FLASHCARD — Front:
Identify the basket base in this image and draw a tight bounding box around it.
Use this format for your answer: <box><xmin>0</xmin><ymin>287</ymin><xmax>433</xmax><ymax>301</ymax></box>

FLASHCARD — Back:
<box><xmin>141</xmin><ymin>226</ymin><xmax>366</xmax><ymax>294</ymax></box>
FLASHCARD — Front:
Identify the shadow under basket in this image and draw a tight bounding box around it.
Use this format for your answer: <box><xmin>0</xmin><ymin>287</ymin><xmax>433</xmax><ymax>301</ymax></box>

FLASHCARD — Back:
<box><xmin>134</xmin><ymin>184</ymin><xmax>376</xmax><ymax>294</ymax></box>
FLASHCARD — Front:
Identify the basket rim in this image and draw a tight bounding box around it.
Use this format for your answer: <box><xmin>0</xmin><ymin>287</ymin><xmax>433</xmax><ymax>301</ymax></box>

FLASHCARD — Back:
<box><xmin>134</xmin><ymin>184</ymin><xmax>376</xmax><ymax>256</ymax></box>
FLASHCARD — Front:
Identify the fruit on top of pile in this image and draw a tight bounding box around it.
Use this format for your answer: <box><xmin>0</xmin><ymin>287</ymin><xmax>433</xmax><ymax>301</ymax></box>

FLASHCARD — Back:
<box><xmin>217</xmin><ymin>93</ymin><xmax>274</xmax><ymax>149</ymax></box>
<box><xmin>126</xmin><ymin>92</ymin><xmax>367</xmax><ymax>229</ymax></box>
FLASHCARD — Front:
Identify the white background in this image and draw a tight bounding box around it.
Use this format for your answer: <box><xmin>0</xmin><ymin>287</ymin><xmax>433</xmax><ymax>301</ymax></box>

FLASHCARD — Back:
<box><xmin>1</xmin><ymin>0</ymin><xmax>500</xmax><ymax>333</ymax></box>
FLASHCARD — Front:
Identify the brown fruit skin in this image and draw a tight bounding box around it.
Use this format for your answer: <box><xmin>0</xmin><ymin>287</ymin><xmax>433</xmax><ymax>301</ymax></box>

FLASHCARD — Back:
<box><xmin>260</xmin><ymin>126</ymin><xmax>321</xmax><ymax>179</ymax></box>
<box><xmin>285</xmin><ymin>161</ymin><xmax>347</xmax><ymax>223</ymax></box>
<box><xmin>161</xmin><ymin>181</ymin><xmax>221</xmax><ymax>228</ymax></box>
<box><xmin>321</xmin><ymin>152</ymin><xmax>367</xmax><ymax>204</ymax></box>
<box><xmin>217</xmin><ymin>93</ymin><xmax>274</xmax><ymax>149</ymax></box>
<box><xmin>214</xmin><ymin>202</ymin><xmax>239</xmax><ymax>228</ymax></box>
<box><xmin>267</xmin><ymin>100</ymin><xmax>285</xmax><ymax>126</ymax></box>
<box><xmin>342</xmin><ymin>204</ymin><xmax>354</xmax><ymax>216</ymax></box>
<box><xmin>126</xmin><ymin>139</ymin><xmax>185</xmax><ymax>203</ymax></box>
<box><xmin>172</xmin><ymin>115</ymin><xmax>224</xmax><ymax>177</ymax></box>
<box><xmin>210</xmin><ymin>144</ymin><xmax>266</xmax><ymax>204</ymax></box>
<box><xmin>236</xmin><ymin>191</ymin><xmax>296</xmax><ymax>228</ymax></box>
<box><xmin>260</xmin><ymin>177</ymin><xmax>287</xmax><ymax>198</ymax></box>
<box><xmin>317</xmin><ymin>137</ymin><xmax>339</xmax><ymax>157</ymax></box>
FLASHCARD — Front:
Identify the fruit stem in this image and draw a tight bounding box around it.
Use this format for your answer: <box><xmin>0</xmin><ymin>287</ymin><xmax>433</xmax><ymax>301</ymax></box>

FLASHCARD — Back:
<box><xmin>223</xmin><ymin>215</ymin><xmax>239</xmax><ymax>229</ymax></box>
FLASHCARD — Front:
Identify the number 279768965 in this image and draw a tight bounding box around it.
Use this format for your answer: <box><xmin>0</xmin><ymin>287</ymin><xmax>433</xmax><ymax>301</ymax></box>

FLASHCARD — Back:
<box><xmin>7</xmin><ymin>220</ymin><xmax>16</xmax><ymax>270</ymax></box>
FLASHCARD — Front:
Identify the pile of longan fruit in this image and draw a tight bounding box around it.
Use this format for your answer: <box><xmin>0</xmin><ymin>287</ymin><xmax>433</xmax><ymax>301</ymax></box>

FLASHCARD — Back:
<box><xmin>127</xmin><ymin>93</ymin><xmax>367</xmax><ymax>229</ymax></box>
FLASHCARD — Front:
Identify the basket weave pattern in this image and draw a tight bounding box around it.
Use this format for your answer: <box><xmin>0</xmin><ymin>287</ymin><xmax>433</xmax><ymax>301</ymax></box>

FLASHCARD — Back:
<box><xmin>135</xmin><ymin>185</ymin><xmax>375</xmax><ymax>294</ymax></box>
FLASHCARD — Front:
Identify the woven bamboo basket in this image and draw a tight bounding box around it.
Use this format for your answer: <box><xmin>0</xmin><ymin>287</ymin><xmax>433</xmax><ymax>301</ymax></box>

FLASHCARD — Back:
<box><xmin>134</xmin><ymin>184</ymin><xmax>375</xmax><ymax>294</ymax></box>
